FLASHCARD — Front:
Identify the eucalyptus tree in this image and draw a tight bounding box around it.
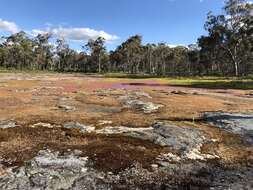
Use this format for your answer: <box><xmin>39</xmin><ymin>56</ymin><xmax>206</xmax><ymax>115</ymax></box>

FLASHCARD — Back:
<box><xmin>0</xmin><ymin>0</ymin><xmax>251</xmax><ymax>76</ymax></box>
<box><xmin>84</xmin><ymin>37</ymin><xmax>107</xmax><ymax>73</ymax></box>
<box><xmin>199</xmin><ymin>0</ymin><xmax>253</xmax><ymax>76</ymax></box>
<box><xmin>56</xmin><ymin>38</ymin><xmax>70</xmax><ymax>71</ymax></box>
<box><xmin>0</xmin><ymin>36</ymin><xmax>7</xmax><ymax>67</ymax></box>
<box><xmin>109</xmin><ymin>50</ymin><xmax>122</xmax><ymax>72</ymax></box>
<box><xmin>188</xmin><ymin>44</ymin><xmax>200</xmax><ymax>76</ymax></box>
<box><xmin>143</xmin><ymin>43</ymin><xmax>156</xmax><ymax>74</ymax></box>
<box><xmin>171</xmin><ymin>46</ymin><xmax>190</xmax><ymax>76</ymax></box>
<box><xmin>2</xmin><ymin>31</ymin><xmax>35</xmax><ymax>69</ymax></box>
<box><xmin>152</xmin><ymin>43</ymin><xmax>170</xmax><ymax>75</ymax></box>
<box><xmin>34</xmin><ymin>33</ymin><xmax>53</xmax><ymax>70</ymax></box>
<box><xmin>222</xmin><ymin>0</ymin><xmax>253</xmax><ymax>76</ymax></box>
<box><xmin>114</xmin><ymin>35</ymin><xmax>143</xmax><ymax>73</ymax></box>
<box><xmin>75</xmin><ymin>52</ymin><xmax>89</xmax><ymax>72</ymax></box>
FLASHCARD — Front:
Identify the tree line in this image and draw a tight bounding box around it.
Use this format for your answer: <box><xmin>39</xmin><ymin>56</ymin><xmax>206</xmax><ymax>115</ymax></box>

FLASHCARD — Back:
<box><xmin>0</xmin><ymin>0</ymin><xmax>252</xmax><ymax>76</ymax></box>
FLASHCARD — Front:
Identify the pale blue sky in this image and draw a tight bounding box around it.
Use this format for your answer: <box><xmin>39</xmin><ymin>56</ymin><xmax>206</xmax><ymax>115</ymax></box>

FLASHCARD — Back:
<box><xmin>0</xmin><ymin>0</ymin><xmax>226</xmax><ymax>50</ymax></box>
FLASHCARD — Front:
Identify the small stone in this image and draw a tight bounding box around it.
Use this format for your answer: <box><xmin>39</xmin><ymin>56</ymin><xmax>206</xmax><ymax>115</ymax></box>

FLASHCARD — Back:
<box><xmin>81</xmin><ymin>168</ymin><xmax>87</xmax><ymax>173</ymax></box>
<box><xmin>157</xmin><ymin>153</ymin><xmax>181</xmax><ymax>162</ymax></box>
<box><xmin>135</xmin><ymin>92</ymin><xmax>152</xmax><ymax>99</ymax></box>
<box><xmin>171</xmin><ymin>90</ymin><xmax>188</xmax><ymax>95</ymax></box>
<box><xmin>151</xmin><ymin>164</ymin><xmax>159</xmax><ymax>169</ymax></box>
<box><xmin>246</xmin><ymin>91</ymin><xmax>253</xmax><ymax>96</ymax></box>
<box><xmin>74</xmin><ymin>150</ymin><xmax>82</xmax><ymax>156</ymax></box>
<box><xmin>31</xmin><ymin>122</ymin><xmax>54</xmax><ymax>128</ymax></box>
<box><xmin>98</xmin><ymin>120</ymin><xmax>113</xmax><ymax>126</ymax></box>
<box><xmin>126</xmin><ymin>100</ymin><xmax>163</xmax><ymax>113</ymax></box>
<box><xmin>142</xmin><ymin>102</ymin><xmax>163</xmax><ymax>113</ymax></box>
<box><xmin>58</xmin><ymin>105</ymin><xmax>75</xmax><ymax>111</ymax></box>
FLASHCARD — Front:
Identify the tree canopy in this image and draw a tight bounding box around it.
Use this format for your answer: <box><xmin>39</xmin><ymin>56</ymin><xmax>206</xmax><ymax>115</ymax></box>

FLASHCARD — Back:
<box><xmin>0</xmin><ymin>0</ymin><xmax>252</xmax><ymax>76</ymax></box>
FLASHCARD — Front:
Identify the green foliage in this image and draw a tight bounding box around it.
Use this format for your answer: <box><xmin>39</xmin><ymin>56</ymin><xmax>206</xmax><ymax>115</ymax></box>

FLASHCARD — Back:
<box><xmin>198</xmin><ymin>0</ymin><xmax>253</xmax><ymax>76</ymax></box>
<box><xmin>0</xmin><ymin>0</ymin><xmax>252</xmax><ymax>77</ymax></box>
<box><xmin>165</xmin><ymin>77</ymin><xmax>253</xmax><ymax>90</ymax></box>
<box><xmin>84</xmin><ymin>37</ymin><xmax>107</xmax><ymax>73</ymax></box>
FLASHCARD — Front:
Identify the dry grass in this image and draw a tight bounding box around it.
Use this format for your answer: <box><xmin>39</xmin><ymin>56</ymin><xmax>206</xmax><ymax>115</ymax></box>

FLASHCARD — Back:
<box><xmin>0</xmin><ymin>126</ymin><xmax>165</xmax><ymax>172</ymax></box>
<box><xmin>0</xmin><ymin>73</ymin><xmax>252</xmax><ymax>173</ymax></box>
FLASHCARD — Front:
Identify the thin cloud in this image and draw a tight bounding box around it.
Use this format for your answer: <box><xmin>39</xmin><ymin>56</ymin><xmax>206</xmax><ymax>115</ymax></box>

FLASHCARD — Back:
<box><xmin>30</xmin><ymin>26</ymin><xmax>119</xmax><ymax>43</ymax></box>
<box><xmin>0</xmin><ymin>19</ymin><xmax>119</xmax><ymax>43</ymax></box>
<box><xmin>167</xmin><ymin>43</ymin><xmax>188</xmax><ymax>48</ymax></box>
<box><xmin>0</xmin><ymin>19</ymin><xmax>19</xmax><ymax>34</ymax></box>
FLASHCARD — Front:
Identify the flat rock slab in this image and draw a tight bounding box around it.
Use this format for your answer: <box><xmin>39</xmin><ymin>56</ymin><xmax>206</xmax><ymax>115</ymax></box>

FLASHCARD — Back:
<box><xmin>118</xmin><ymin>92</ymin><xmax>163</xmax><ymax>113</ymax></box>
<box><xmin>125</xmin><ymin>100</ymin><xmax>163</xmax><ymax>113</ymax></box>
<box><xmin>0</xmin><ymin>121</ymin><xmax>16</xmax><ymax>129</ymax></box>
<box><xmin>97</xmin><ymin>122</ymin><xmax>212</xmax><ymax>160</ymax></box>
<box><xmin>64</xmin><ymin>122</ymin><xmax>95</xmax><ymax>133</ymax></box>
<box><xmin>0</xmin><ymin>149</ymin><xmax>251</xmax><ymax>190</ymax></box>
<box><xmin>0</xmin><ymin>150</ymin><xmax>100</xmax><ymax>190</ymax></box>
<box><xmin>203</xmin><ymin>112</ymin><xmax>253</xmax><ymax>144</ymax></box>
<box><xmin>126</xmin><ymin>123</ymin><xmax>205</xmax><ymax>150</ymax></box>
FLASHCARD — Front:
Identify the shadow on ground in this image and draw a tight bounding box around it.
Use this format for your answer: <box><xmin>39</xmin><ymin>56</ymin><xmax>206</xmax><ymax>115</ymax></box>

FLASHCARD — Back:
<box><xmin>122</xmin><ymin>80</ymin><xmax>253</xmax><ymax>90</ymax></box>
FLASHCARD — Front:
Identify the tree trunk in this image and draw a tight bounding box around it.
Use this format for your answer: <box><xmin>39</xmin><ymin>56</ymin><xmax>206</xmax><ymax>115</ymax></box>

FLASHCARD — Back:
<box><xmin>234</xmin><ymin>60</ymin><xmax>239</xmax><ymax>77</ymax></box>
<box><xmin>98</xmin><ymin>53</ymin><xmax>101</xmax><ymax>73</ymax></box>
<box><xmin>149</xmin><ymin>49</ymin><xmax>152</xmax><ymax>74</ymax></box>
<box><xmin>223</xmin><ymin>46</ymin><xmax>240</xmax><ymax>77</ymax></box>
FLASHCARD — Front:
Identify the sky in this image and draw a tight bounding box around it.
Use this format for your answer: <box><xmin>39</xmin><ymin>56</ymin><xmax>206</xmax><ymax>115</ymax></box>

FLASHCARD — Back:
<box><xmin>0</xmin><ymin>0</ymin><xmax>227</xmax><ymax>50</ymax></box>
